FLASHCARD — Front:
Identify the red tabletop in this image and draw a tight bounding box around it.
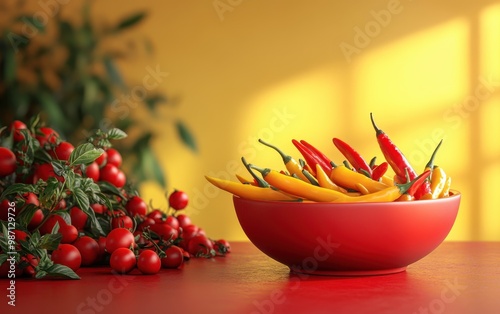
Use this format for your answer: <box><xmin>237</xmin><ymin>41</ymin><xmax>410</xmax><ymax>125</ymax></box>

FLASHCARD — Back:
<box><xmin>2</xmin><ymin>241</ymin><xmax>500</xmax><ymax>314</ymax></box>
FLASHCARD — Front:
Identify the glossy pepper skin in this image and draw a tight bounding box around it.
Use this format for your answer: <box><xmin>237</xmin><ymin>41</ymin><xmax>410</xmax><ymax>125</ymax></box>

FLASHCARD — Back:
<box><xmin>254</xmin><ymin>167</ymin><xmax>346</xmax><ymax>202</ymax></box>
<box><xmin>419</xmin><ymin>140</ymin><xmax>443</xmax><ymax>199</ymax></box>
<box><xmin>329</xmin><ymin>170</ymin><xmax>430</xmax><ymax>203</ymax></box>
<box><xmin>370</xmin><ymin>113</ymin><xmax>423</xmax><ymax>196</ymax></box>
<box><xmin>292</xmin><ymin>139</ymin><xmax>331</xmax><ymax>176</ymax></box>
<box><xmin>299</xmin><ymin>140</ymin><xmax>333</xmax><ymax>174</ymax></box>
<box><xmin>329</xmin><ymin>165</ymin><xmax>389</xmax><ymax>194</ymax></box>
<box><xmin>205</xmin><ymin>176</ymin><xmax>299</xmax><ymax>201</ymax></box>
<box><xmin>332</xmin><ymin>137</ymin><xmax>372</xmax><ymax>177</ymax></box>
<box><xmin>258</xmin><ymin>139</ymin><xmax>309</xmax><ymax>182</ymax></box>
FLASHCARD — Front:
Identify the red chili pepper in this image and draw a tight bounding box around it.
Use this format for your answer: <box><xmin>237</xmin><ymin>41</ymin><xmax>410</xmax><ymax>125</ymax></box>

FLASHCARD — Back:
<box><xmin>369</xmin><ymin>113</ymin><xmax>417</xmax><ymax>183</ymax></box>
<box><xmin>299</xmin><ymin>140</ymin><xmax>332</xmax><ymax>169</ymax></box>
<box><xmin>291</xmin><ymin>139</ymin><xmax>331</xmax><ymax>175</ymax></box>
<box><xmin>371</xmin><ymin>161</ymin><xmax>388</xmax><ymax>181</ymax></box>
<box><xmin>332</xmin><ymin>137</ymin><xmax>372</xmax><ymax>176</ymax></box>
<box><xmin>406</xmin><ymin>170</ymin><xmax>431</xmax><ymax>197</ymax></box>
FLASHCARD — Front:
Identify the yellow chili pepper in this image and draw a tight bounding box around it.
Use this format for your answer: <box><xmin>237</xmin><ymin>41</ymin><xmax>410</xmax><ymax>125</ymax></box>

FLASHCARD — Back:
<box><xmin>314</xmin><ymin>164</ymin><xmax>347</xmax><ymax>193</ymax></box>
<box><xmin>254</xmin><ymin>168</ymin><xmax>346</xmax><ymax>202</ymax></box>
<box><xmin>235</xmin><ymin>174</ymin><xmax>255</xmax><ymax>185</ymax></box>
<box><xmin>329</xmin><ymin>165</ymin><xmax>389</xmax><ymax>193</ymax></box>
<box><xmin>258</xmin><ymin>139</ymin><xmax>309</xmax><ymax>182</ymax></box>
<box><xmin>354</xmin><ymin>183</ymin><xmax>370</xmax><ymax>195</ymax></box>
<box><xmin>380</xmin><ymin>175</ymin><xmax>394</xmax><ymax>186</ymax></box>
<box><xmin>429</xmin><ymin>166</ymin><xmax>447</xmax><ymax>199</ymax></box>
<box><xmin>439</xmin><ymin>176</ymin><xmax>451</xmax><ymax>198</ymax></box>
<box><xmin>331</xmin><ymin>170</ymin><xmax>431</xmax><ymax>203</ymax></box>
<box><xmin>205</xmin><ymin>176</ymin><xmax>299</xmax><ymax>201</ymax></box>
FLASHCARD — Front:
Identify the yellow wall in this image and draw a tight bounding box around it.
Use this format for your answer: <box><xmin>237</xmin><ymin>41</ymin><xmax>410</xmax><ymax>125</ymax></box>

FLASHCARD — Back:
<box><xmin>54</xmin><ymin>0</ymin><xmax>500</xmax><ymax>241</ymax></box>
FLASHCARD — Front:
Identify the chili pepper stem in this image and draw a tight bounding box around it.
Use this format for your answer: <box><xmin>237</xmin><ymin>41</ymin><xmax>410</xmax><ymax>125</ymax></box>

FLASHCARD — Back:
<box><xmin>241</xmin><ymin>157</ymin><xmax>269</xmax><ymax>188</ymax></box>
<box><xmin>425</xmin><ymin>139</ymin><xmax>443</xmax><ymax>169</ymax></box>
<box><xmin>258</xmin><ymin>139</ymin><xmax>291</xmax><ymax>164</ymax></box>
<box><xmin>400</xmin><ymin>170</ymin><xmax>431</xmax><ymax>196</ymax></box>
<box><xmin>370</xmin><ymin>112</ymin><xmax>384</xmax><ymax>136</ymax></box>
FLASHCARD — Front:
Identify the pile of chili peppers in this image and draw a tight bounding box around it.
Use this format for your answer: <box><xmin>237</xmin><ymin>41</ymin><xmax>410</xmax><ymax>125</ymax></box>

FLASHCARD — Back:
<box><xmin>206</xmin><ymin>113</ymin><xmax>452</xmax><ymax>203</ymax></box>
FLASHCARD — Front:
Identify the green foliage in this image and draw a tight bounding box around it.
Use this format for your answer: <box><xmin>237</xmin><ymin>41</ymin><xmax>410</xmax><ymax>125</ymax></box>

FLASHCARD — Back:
<box><xmin>0</xmin><ymin>1</ymin><xmax>197</xmax><ymax>188</ymax></box>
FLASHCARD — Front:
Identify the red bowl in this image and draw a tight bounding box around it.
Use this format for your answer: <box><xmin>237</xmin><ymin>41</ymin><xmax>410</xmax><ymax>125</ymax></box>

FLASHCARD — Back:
<box><xmin>233</xmin><ymin>191</ymin><xmax>461</xmax><ymax>276</ymax></box>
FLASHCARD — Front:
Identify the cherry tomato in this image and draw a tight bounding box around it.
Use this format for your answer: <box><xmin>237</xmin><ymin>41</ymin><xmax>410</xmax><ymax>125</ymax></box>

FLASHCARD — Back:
<box><xmin>137</xmin><ymin>250</ymin><xmax>161</xmax><ymax>275</ymax></box>
<box><xmin>0</xmin><ymin>147</ymin><xmax>17</xmax><ymax>177</ymax></box>
<box><xmin>151</xmin><ymin>222</ymin><xmax>178</xmax><ymax>241</ymax></box>
<box><xmin>36</xmin><ymin>127</ymin><xmax>59</xmax><ymax>147</ymax></box>
<box><xmin>105</xmin><ymin>148</ymin><xmax>122</xmax><ymax>168</ymax></box>
<box><xmin>214</xmin><ymin>239</ymin><xmax>231</xmax><ymax>254</ymax></box>
<box><xmin>96</xmin><ymin>236</ymin><xmax>108</xmax><ymax>263</ymax></box>
<box><xmin>84</xmin><ymin>162</ymin><xmax>100</xmax><ymax>182</ymax></box>
<box><xmin>33</xmin><ymin>163</ymin><xmax>64</xmax><ymax>183</ymax></box>
<box><xmin>137</xmin><ymin>217</ymin><xmax>155</xmax><ymax>232</ymax></box>
<box><xmin>164</xmin><ymin>215</ymin><xmax>179</xmax><ymax>231</ymax></box>
<box><xmin>99</xmin><ymin>164</ymin><xmax>125</xmax><ymax>187</ymax></box>
<box><xmin>27</xmin><ymin>209</ymin><xmax>44</xmax><ymax>230</ymax></box>
<box><xmin>39</xmin><ymin>214</ymin><xmax>67</xmax><ymax>235</ymax></box>
<box><xmin>176</xmin><ymin>214</ymin><xmax>192</xmax><ymax>229</ymax></box>
<box><xmin>147</xmin><ymin>209</ymin><xmax>164</xmax><ymax>222</ymax></box>
<box><xmin>110</xmin><ymin>248</ymin><xmax>136</xmax><ymax>274</ymax></box>
<box><xmin>9</xmin><ymin>120</ymin><xmax>28</xmax><ymax>142</ymax></box>
<box><xmin>50</xmin><ymin>141</ymin><xmax>74</xmax><ymax>161</ymax></box>
<box><xmin>21</xmin><ymin>254</ymin><xmax>39</xmax><ymax>277</ymax></box>
<box><xmin>115</xmin><ymin>170</ymin><xmax>126</xmax><ymax>188</ymax></box>
<box><xmin>111</xmin><ymin>215</ymin><xmax>134</xmax><ymax>230</ymax></box>
<box><xmin>187</xmin><ymin>234</ymin><xmax>214</xmax><ymax>257</ymax></box>
<box><xmin>70</xmin><ymin>206</ymin><xmax>88</xmax><ymax>230</ymax></box>
<box><xmin>51</xmin><ymin>244</ymin><xmax>82</xmax><ymax>272</ymax></box>
<box><xmin>161</xmin><ymin>245</ymin><xmax>184</xmax><ymax>269</ymax></box>
<box><xmin>73</xmin><ymin>236</ymin><xmax>100</xmax><ymax>266</ymax></box>
<box><xmin>0</xmin><ymin>260</ymin><xmax>23</xmax><ymax>278</ymax></box>
<box><xmin>168</xmin><ymin>190</ymin><xmax>189</xmax><ymax>210</ymax></box>
<box><xmin>125</xmin><ymin>196</ymin><xmax>147</xmax><ymax>217</ymax></box>
<box><xmin>105</xmin><ymin>228</ymin><xmax>135</xmax><ymax>254</ymax></box>
<box><xmin>181</xmin><ymin>224</ymin><xmax>199</xmax><ymax>242</ymax></box>
<box><xmin>59</xmin><ymin>224</ymin><xmax>79</xmax><ymax>244</ymax></box>
<box><xmin>91</xmin><ymin>203</ymin><xmax>106</xmax><ymax>215</ymax></box>
<box><xmin>95</xmin><ymin>150</ymin><xmax>107</xmax><ymax>167</ymax></box>
<box><xmin>54</xmin><ymin>198</ymin><xmax>67</xmax><ymax>211</ymax></box>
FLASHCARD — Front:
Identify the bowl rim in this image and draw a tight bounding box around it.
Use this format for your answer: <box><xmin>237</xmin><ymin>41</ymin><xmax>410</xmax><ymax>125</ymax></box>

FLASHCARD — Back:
<box><xmin>232</xmin><ymin>189</ymin><xmax>461</xmax><ymax>206</ymax></box>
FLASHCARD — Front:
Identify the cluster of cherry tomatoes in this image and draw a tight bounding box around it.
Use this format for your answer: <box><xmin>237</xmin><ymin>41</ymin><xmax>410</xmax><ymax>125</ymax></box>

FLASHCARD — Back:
<box><xmin>0</xmin><ymin>119</ymin><xmax>230</xmax><ymax>278</ymax></box>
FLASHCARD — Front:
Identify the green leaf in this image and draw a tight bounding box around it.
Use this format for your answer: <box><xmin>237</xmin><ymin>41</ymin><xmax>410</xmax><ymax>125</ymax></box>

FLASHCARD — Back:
<box><xmin>16</xmin><ymin>204</ymin><xmax>39</xmax><ymax>229</ymax></box>
<box><xmin>0</xmin><ymin>254</ymin><xmax>7</xmax><ymax>266</ymax></box>
<box><xmin>73</xmin><ymin>190</ymin><xmax>105</xmax><ymax>236</ymax></box>
<box><xmin>137</xmin><ymin>147</ymin><xmax>166</xmax><ymax>187</ymax></box>
<box><xmin>113</xmin><ymin>12</ymin><xmax>147</xmax><ymax>32</ymax></box>
<box><xmin>103</xmin><ymin>56</ymin><xmax>126</xmax><ymax>91</ymax></box>
<box><xmin>36</xmin><ymin>263</ymin><xmax>80</xmax><ymax>280</ymax></box>
<box><xmin>51</xmin><ymin>160</ymin><xmax>67</xmax><ymax>177</ymax></box>
<box><xmin>97</xmin><ymin>181</ymin><xmax>126</xmax><ymax>199</ymax></box>
<box><xmin>39</xmin><ymin>233</ymin><xmax>62</xmax><ymax>251</ymax></box>
<box><xmin>176</xmin><ymin>120</ymin><xmax>198</xmax><ymax>152</ymax></box>
<box><xmin>0</xmin><ymin>183</ymin><xmax>36</xmax><ymax>200</ymax></box>
<box><xmin>3</xmin><ymin>45</ymin><xmax>16</xmax><ymax>84</ymax></box>
<box><xmin>73</xmin><ymin>189</ymin><xmax>90</xmax><ymax>213</ymax></box>
<box><xmin>69</xmin><ymin>143</ymin><xmax>104</xmax><ymax>166</ymax></box>
<box><xmin>144</xmin><ymin>94</ymin><xmax>167</xmax><ymax>111</ymax></box>
<box><xmin>107</xmin><ymin>128</ymin><xmax>128</xmax><ymax>140</ymax></box>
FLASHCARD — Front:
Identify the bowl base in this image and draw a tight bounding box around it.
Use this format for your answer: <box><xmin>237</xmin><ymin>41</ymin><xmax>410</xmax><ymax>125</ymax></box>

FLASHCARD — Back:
<box><xmin>290</xmin><ymin>266</ymin><xmax>407</xmax><ymax>277</ymax></box>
